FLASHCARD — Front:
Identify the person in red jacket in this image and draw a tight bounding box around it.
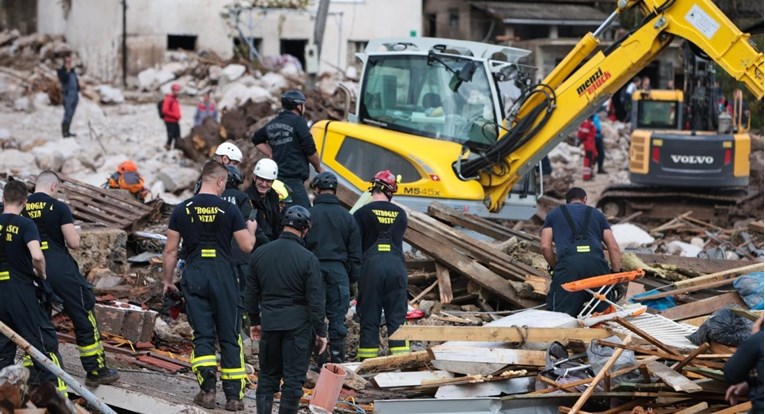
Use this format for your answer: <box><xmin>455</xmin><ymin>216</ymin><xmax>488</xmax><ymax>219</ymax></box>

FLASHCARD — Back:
<box><xmin>162</xmin><ymin>83</ymin><xmax>182</xmax><ymax>151</ymax></box>
<box><xmin>577</xmin><ymin>116</ymin><xmax>597</xmax><ymax>181</ymax></box>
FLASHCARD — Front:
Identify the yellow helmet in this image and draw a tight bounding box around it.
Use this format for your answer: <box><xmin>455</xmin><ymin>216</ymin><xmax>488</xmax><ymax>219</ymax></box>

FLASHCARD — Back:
<box><xmin>272</xmin><ymin>180</ymin><xmax>292</xmax><ymax>203</ymax></box>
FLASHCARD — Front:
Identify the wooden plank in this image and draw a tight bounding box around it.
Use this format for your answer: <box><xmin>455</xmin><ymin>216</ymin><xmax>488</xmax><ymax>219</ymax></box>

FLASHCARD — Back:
<box><xmin>409</xmin><ymin>280</ymin><xmax>438</xmax><ymax>304</ymax></box>
<box><xmin>674</xmin><ymin>402</ymin><xmax>708</xmax><ymax>414</ymax></box>
<box><xmin>373</xmin><ymin>371</ymin><xmax>453</xmax><ymax>388</ymax></box>
<box><xmin>355</xmin><ymin>351</ymin><xmax>430</xmax><ymax>375</ymax></box>
<box><xmin>429</xmin><ymin>345</ymin><xmax>546</xmax><ymax>366</ymax></box>
<box><xmin>748</xmin><ymin>221</ymin><xmax>763</xmax><ymax>234</ymax></box>
<box><xmin>637</xmin><ymin>277</ymin><xmax>746</xmax><ymax>302</ymax></box>
<box><xmin>389</xmin><ymin>326</ymin><xmax>613</xmax><ymax>344</ymax></box>
<box><xmin>673</xmin><ymin>263</ymin><xmax>763</xmax><ymax>289</ymax></box>
<box><xmin>710</xmin><ymin>402</ymin><xmax>752</xmax><ymax>414</ymax></box>
<box><xmin>645</xmin><ymin>360</ymin><xmax>703</xmax><ymax>393</ymax></box>
<box><xmin>634</xmin><ymin>254</ymin><xmax>761</xmax><ymax>275</ymax></box>
<box><xmin>405</xmin><ymin>229</ymin><xmax>540</xmax><ymax>309</ymax></box>
<box><xmin>672</xmin><ymin>343</ymin><xmax>710</xmax><ymax>372</ymax></box>
<box><xmin>435</xmin><ymin>262</ymin><xmax>453</xmax><ymax>304</ymax></box>
<box><xmin>661</xmin><ymin>292</ymin><xmax>747</xmax><ymax>321</ymax></box>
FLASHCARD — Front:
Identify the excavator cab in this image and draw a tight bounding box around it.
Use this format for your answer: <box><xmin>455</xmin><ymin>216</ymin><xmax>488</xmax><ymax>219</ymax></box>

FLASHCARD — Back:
<box><xmin>312</xmin><ymin>38</ymin><xmax>541</xmax><ymax>220</ymax></box>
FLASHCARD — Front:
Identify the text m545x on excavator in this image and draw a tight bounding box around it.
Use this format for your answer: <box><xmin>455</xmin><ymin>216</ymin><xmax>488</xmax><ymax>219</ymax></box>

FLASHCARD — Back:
<box><xmin>311</xmin><ymin>0</ymin><xmax>763</xmax><ymax>220</ymax></box>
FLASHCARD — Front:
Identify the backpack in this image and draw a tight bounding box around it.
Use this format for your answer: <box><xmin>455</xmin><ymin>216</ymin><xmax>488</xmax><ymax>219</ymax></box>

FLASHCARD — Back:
<box><xmin>157</xmin><ymin>99</ymin><xmax>165</xmax><ymax>119</ymax></box>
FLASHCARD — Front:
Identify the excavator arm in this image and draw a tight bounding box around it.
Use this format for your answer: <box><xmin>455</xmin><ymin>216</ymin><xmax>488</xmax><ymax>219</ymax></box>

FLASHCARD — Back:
<box><xmin>469</xmin><ymin>0</ymin><xmax>763</xmax><ymax>212</ymax></box>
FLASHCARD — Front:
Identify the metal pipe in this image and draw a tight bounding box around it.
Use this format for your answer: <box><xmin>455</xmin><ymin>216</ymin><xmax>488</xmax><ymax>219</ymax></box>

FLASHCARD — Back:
<box><xmin>594</xmin><ymin>11</ymin><xmax>619</xmax><ymax>38</ymax></box>
<box><xmin>0</xmin><ymin>321</ymin><xmax>118</xmax><ymax>414</ymax></box>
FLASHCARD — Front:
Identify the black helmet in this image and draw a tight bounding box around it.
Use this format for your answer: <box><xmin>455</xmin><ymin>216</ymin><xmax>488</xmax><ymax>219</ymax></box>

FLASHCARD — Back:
<box><xmin>281</xmin><ymin>90</ymin><xmax>306</xmax><ymax>110</ymax></box>
<box><xmin>310</xmin><ymin>171</ymin><xmax>338</xmax><ymax>190</ymax></box>
<box><xmin>283</xmin><ymin>205</ymin><xmax>311</xmax><ymax>231</ymax></box>
<box><xmin>225</xmin><ymin>165</ymin><xmax>244</xmax><ymax>188</ymax></box>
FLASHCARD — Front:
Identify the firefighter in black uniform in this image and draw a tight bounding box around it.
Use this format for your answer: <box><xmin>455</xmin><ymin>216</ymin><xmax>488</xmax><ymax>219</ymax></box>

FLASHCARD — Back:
<box><xmin>305</xmin><ymin>172</ymin><xmax>361</xmax><ymax>364</ymax></box>
<box><xmin>540</xmin><ymin>187</ymin><xmax>623</xmax><ymax>317</ymax></box>
<box><xmin>163</xmin><ymin>161</ymin><xmax>257</xmax><ymax>411</ymax></box>
<box><xmin>251</xmin><ymin>90</ymin><xmax>324</xmax><ymax>209</ymax></box>
<box><xmin>353</xmin><ymin>170</ymin><xmax>409</xmax><ymax>360</ymax></box>
<box><xmin>0</xmin><ymin>180</ymin><xmax>67</xmax><ymax>393</ymax></box>
<box><xmin>23</xmin><ymin>171</ymin><xmax>120</xmax><ymax>386</ymax></box>
<box><xmin>246</xmin><ymin>206</ymin><xmax>327</xmax><ymax>414</ymax></box>
<box><xmin>245</xmin><ymin>158</ymin><xmax>282</xmax><ymax>245</ymax></box>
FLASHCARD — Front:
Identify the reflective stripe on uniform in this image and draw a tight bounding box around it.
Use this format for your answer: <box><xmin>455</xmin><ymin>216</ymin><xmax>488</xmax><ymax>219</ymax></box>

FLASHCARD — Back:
<box><xmin>390</xmin><ymin>346</ymin><xmax>410</xmax><ymax>355</ymax></box>
<box><xmin>357</xmin><ymin>347</ymin><xmax>379</xmax><ymax>359</ymax></box>
<box><xmin>201</xmin><ymin>248</ymin><xmax>216</xmax><ymax>258</ymax></box>
<box><xmin>190</xmin><ymin>354</ymin><xmax>218</xmax><ymax>370</ymax></box>
<box><xmin>576</xmin><ymin>245</ymin><xmax>591</xmax><ymax>253</ymax></box>
<box><xmin>22</xmin><ymin>354</ymin><xmax>32</xmax><ymax>367</ymax></box>
<box><xmin>50</xmin><ymin>353</ymin><xmax>68</xmax><ymax>395</ymax></box>
<box><xmin>0</xmin><ymin>271</ymin><xmax>8</xmax><ymax>281</ymax></box>
<box><xmin>78</xmin><ymin>341</ymin><xmax>104</xmax><ymax>358</ymax></box>
<box><xmin>377</xmin><ymin>244</ymin><xmax>391</xmax><ymax>252</ymax></box>
<box><xmin>40</xmin><ymin>241</ymin><xmax>48</xmax><ymax>250</ymax></box>
<box><xmin>220</xmin><ymin>367</ymin><xmax>247</xmax><ymax>380</ymax></box>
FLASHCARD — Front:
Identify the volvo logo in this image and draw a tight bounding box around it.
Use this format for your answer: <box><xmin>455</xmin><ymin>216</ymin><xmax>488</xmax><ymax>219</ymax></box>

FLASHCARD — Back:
<box><xmin>670</xmin><ymin>155</ymin><xmax>714</xmax><ymax>164</ymax></box>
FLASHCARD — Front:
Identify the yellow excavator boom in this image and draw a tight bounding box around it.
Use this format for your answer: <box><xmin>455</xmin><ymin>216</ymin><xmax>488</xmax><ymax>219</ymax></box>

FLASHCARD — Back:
<box><xmin>480</xmin><ymin>0</ymin><xmax>763</xmax><ymax>212</ymax></box>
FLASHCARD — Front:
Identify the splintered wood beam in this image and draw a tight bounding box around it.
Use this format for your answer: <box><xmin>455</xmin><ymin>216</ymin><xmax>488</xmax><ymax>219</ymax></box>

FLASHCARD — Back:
<box><xmin>675</xmin><ymin>402</ymin><xmax>709</xmax><ymax>414</ymax></box>
<box><xmin>672</xmin><ymin>263</ymin><xmax>763</xmax><ymax>289</ymax></box>
<box><xmin>661</xmin><ymin>292</ymin><xmax>747</xmax><ymax>321</ymax></box>
<box><xmin>355</xmin><ymin>351</ymin><xmax>431</xmax><ymax>375</ymax></box>
<box><xmin>644</xmin><ymin>360</ymin><xmax>703</xmax><ymax>393</ymax></box>
<box><xmin>614</xmin><ymin>317</ymin><xmax>682</xmax><ymax>356</ymax></box>
<box><xmin>709</xmin><ymin>402</ymin><xmax>752</xmax><ymax>414</ymax></box>
<box><xmin>672</xmin><ymin>343</ymin><xmax>710</xmax><ymax>372</ymax></box>
<box><xmin>435</xmin><ymin>263</ymin><xmax>453</xmax><ymax>304</ymax></box>
<box><xmin>639</xmin><ymin>279</ymin><xmax>744</xmax><ymax>302</ymax></box>
<box><xmin>389</xmin><ymin>325</ymin><xmax>613</xmax><ymax>344</ymax></box>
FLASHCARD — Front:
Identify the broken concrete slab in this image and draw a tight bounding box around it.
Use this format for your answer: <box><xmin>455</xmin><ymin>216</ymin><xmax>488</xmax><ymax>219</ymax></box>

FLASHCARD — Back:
<box><xmin>71</xmin><ymin>226</ymin><xmax>128</xmax><ymax>276</ymax></box>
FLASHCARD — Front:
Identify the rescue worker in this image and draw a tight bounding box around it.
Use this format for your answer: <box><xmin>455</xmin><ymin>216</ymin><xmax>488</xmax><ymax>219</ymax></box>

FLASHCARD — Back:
<box><xmin>577</xmin><ymin>116</ymin><xmax>597</xmax><ymax>181</ymax></box>
<box><xmin>245</xmin><ymin>158</ymin><xmax>282</xmax><ymax>244</ymax></box>
<box><xmin>305</xmin><ymin>172</ymin><xmax>362</xmax><ymax>364</ymax></box>
<box><xmin>23</xmin><ymin>171</ymin><xmax>120</xmax><ymax>386</ymax></box>
<box><xmin>193</xmin><ymin>141</ymin><xmax>244</xmax><ymax>194</ymax></box>
<box><xmin>251</xmin><ymin>90</ymin><xmax>324</xmax><ymax>209</ymax></box>
<box><xmin>353</xmin><ymin>170</ymin><xmax>409</xmax><ymax>359</ymax></box>
<box><xmin>0</xmin><ymin>180</ymin><xmax>67</xmax><ymax>393</ymax></box>
<box><xmin>540</xmin><ymin>187</ymin><xmax>622</xmax><ymax>317</ymax></box>
<box><xmin>593</xmin><ymin>112</ymin><xmax>606</xmax><ymax>174</ymax></box>
<box><xmin>57</xmin><ymin>54</ymin><xmax>79</xmax><ymax>138</ymax></box>
<box><xmin>162</xmin><ymin>83</ymin><xmax>182</xmax><ymax>151</ymax></box>
<box><xmin>220</xmin><ymin>165</ymin><xmax>254</xmax><ymax>330</ymax></box>
<box><xmin>105</xmin><ymin>160</ymin><xmax>149</xmax><ymax>202</ymax></box>
<box><xmin>246</xmin><ymin>205</ymin><xmax>327</xmax><ymax>414</ymax></box>
<box><xmin>163</xmin><ymin>161</ymin><xmax>257</xmax><ymax>411</ymax></box>
<box><xmin>194</xmin><ymin>90</ymin><xmax>218</xmax><ymax>127</ymax></box>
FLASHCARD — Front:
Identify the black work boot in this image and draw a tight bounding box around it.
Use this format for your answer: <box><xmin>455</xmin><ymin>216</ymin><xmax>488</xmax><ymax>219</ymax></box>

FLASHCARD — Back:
<box><xmin>329</xmin><ymin>338</ymin><xmax>345</xmax><ymax>363</ymax></box>
<box><xmin>61</xmin><ymin>122</ymin><xmax>69</xmax><ymax>138</ymax></box>
<box><xmin>225</xmin><ymin>399</ymin><xmax>245</xmax><ymax>411</ymax></box>
<box><xmin>193</xmin><ymin>390</ymin><xmax>216</xmax><ymax>409</ymax></box>
<box><xmin>256</xmin><ymin>395</ymin><xmax>274</xmax><ymax>414</ymax></box>
<box><xmin>85</xmin><ymin>367</ymin><xmax>120</xmax><ymax>387</ymax></box>
<box><xmin>278</xmin><ymin>397</ymin><xmax>300</xmax><ymax>414</ymax></box>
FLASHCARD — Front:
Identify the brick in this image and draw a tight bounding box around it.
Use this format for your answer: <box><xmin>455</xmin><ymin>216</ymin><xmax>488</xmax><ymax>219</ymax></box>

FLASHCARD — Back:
<box><xmin>93</xmin><ymin>302</ymin><xmax>158</xmax><ymax>343</ymax></box>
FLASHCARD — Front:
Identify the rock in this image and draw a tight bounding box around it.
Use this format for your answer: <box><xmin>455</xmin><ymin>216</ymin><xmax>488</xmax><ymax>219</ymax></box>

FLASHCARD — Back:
<box><xmin>725</xmin><ymin>251</ymin><xmax>740</xmax><ymax>260</ymax></box>
<box><xmin>208</xmin><ymin>65</ymin><xmax>222</xmax><ymax>81</ymax></box>
<box><xmin>690</xmin><ymin>237</ymin><xmax>705</xmax><ymax>248</ymax></box>
<box><xmin>161</xmin><ymin>61</ymin><xmax>187</xmax><ymax>77</ymax></box>
<box><xmin>93</xmin><ymin>302</ymin><xmax>157</xmax><ymax>343</ymax></box>
<box><xmin>0</xmin><ymin>129</ymin><xmax>10</xmax><ymax>141</ymax></box>
<box><xmin>419</xmin><ymin>300</ymin><xmax>437</xmax><ymax>316</ymax></box>
<box><xmin>611</xmin><ymin>223</ymin><xmax>655</xmax><ymax>249</ymax></box>
<box><xmin>137</xmin><ymin>67</ymin><xmax>176</xmax><ymax>91</ymax></box>
<box><xmin>153</xmin><ymin>318</ymin><xmax>185</xmax><ymax>343</ymax></box>
<box><xmin>61</xmin><ymin>157</ymin><xmax>85</xmax><ymax>175</ymax></box>
<box><xmin>0</xmin><ymin>149</ymin><xmax>36</xmax><ymax>174</ymax></box>
<box><xmin>32</xmin><ymin>92</ymin><xmax>50</xmax><ymax>109</ymax></box>
<box><xmin>87</xmin><ymin>267</ymin><xmax>124</xmax><ymax>290</ymax></box>
<box><xmin>221</xmin><ymin>64</ymin><xmax>246</xmax><ymax>82</ymax></box>
<box><xmin>666</xmin><ymin>240</ymin><xmax>702</xmax><ymax>257</ymax></box>
<box><xmin>259</xmin><ymin>72</ymin><xmax>289</xmax><ymax>95</ymax></box>
<box><xmin>157</xmin><ymin>166</ymin><xmax>199</xmax><ymax>192</ymax></box>
<box><xmin>70</xmin><ymin>227</ymin><xmax>128</xmax><ymax>276</ymax></box>
<box><xmin>96</xmin><ymin>85</ymin><xmax>125</xmax><ymax>104</ymax></box>
<box><xmin>13</xmin><ymin>96</ymin><xmax>30</xmax><ymax>112</ymax></box>
<box><xmin>31</xmin><ymin>138</ymin><xmax>82</xmax><ymax>171</ymax></box>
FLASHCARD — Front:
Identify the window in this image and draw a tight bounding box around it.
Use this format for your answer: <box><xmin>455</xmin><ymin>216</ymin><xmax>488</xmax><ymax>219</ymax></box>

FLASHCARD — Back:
<box><xmin>448</xmin><ymin>8</ymin><xmax>459</xmax><ymax>28</ymax></box>
<box><xmin>167</xmin><ymin>35</ymin><xmax>197</xmax><ymax>51</ymax></box>
<box><xmin>280</xmin><ymin>39</ymin><xmax>307</xmax><ymax>70</ymax></box>
<box><xmin>335</xmin><ymin>137</ymin><xmax>421</xmax><ymax>184</ymax></box>
<box><xmin>233</xmin><ymin>36</ymin><xmax>262</xmax><ymax>57</ymax></box>
<box><xmin>636</xmin><ymin>100</ymin><xmax>678</xmax><ymax>129</ymax></box>
<box><xmin>426</xmin><ymin>13</ymin><xmax>437</xmax><ymax>37</ymax></box>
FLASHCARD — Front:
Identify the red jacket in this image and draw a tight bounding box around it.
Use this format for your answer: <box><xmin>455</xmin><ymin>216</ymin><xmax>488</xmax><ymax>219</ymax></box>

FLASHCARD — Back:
<box><xmin>577</xmin><ymin>118</ymin><xmax>597</xmax><ymax>155</ymax></box>
<box><xmin>162</xmin><ymin>94</ymin><xmax>181</xmax><ymax>123</ymax></box>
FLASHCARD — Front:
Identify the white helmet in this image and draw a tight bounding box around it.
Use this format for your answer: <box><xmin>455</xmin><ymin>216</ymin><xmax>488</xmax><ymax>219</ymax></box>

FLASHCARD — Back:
<box><xmin>214</xmin><ymin>142</ymin><xmax>243</xmax><ymax>163</ymax></box>
<box><xmin>253</xmin><ymin>158</ymin><xmax>278</xmax><ymax>180</ymax></box>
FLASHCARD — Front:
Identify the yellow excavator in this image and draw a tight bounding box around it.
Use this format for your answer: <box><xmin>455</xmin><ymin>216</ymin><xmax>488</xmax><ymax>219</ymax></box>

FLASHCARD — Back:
<box><xmin>311</xmin><ymin>0</ymin><xmax>763</xmax><ymax>220</ymax></box>
<box><xmin>597</xmin><ymin>42</ymin><xmax>755</xmax><ymax>222</ymax></box>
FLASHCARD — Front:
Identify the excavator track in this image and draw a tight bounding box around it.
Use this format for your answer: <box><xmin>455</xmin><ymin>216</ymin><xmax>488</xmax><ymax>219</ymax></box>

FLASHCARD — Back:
<box><xmin>597</xmin><ymin>184</ymin><xmax>749</xmax><ymax>225</ymax></box>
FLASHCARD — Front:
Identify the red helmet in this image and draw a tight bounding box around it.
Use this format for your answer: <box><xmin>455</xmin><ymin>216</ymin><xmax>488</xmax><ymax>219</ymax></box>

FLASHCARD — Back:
<box><xmin>371</xmin><ymin>170</ymin><xmax>398</xmax><ymax>195</ymax></box>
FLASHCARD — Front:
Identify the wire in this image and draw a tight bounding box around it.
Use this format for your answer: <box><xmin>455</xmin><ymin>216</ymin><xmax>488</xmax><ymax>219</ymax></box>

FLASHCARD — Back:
<box><xmin>336</xmin><ymin>400</ymin><xmax>368</xmax><ymax>413</ymax></box>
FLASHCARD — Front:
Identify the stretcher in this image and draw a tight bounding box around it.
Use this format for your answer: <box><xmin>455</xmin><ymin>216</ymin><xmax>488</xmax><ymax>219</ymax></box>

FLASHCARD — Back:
<box><xmin>561</xmin><ymin>269</ymin><xmax>647</xmax><ymax>327</ymax></box>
